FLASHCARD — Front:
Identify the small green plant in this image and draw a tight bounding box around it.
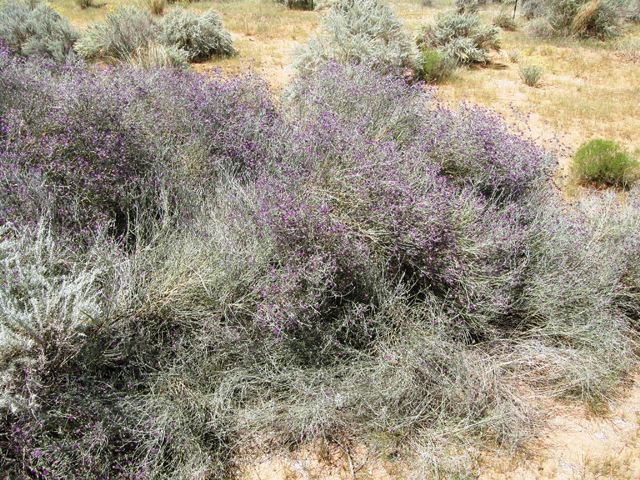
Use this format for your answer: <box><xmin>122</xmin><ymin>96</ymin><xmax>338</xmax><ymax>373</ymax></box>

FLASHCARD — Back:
<box><xmin>76</xmin><ymin>0</ymin><xmax>93</xmax><ymax>8</ymax></box>
<box><xmin>571</xmin><ymin>139</ymin><xmax>640</xmax><ymax>188</ymax></box>
<box><xmin>507</xmin><ymin>48</ymin><xmax>520</xmax><ymax>62</ymax></box>
<box><xmin>518</xmin><ymin>63</ymin><xmax>544</xmax><ymax>86</ymax></box>
<box><xmin>416</xmin><ymin>48</ymin><xmax>457</xmax><ymax>83</ymax></box>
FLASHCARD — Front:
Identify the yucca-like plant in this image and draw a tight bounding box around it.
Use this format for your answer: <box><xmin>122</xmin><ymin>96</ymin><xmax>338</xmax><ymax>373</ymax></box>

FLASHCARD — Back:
<box><xmin>159</xmin><ymin>7</ymin><xmax>234</xmax><ymax>61</ymax></box>
<box><xmin>75</xmin><ymin>6</ymin><xmax>157</xmax><ymax>60</ymax></box>
<box><xmin>0</xmin><ymin>0</ymin><xmax>79</xmax><ymax>63</ymax></box>
<box><xmin>417</xmin><ymin>13</ymin><xmax>500</xmax><ymax>65</ymax></box>
<box><xmin>294</xmin><ymin>0</ymin><xmax>416</xmax><ymax>75</ymax></box>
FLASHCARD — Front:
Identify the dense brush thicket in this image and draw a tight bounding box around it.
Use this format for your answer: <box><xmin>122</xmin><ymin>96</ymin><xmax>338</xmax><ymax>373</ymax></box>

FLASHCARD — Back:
<box><xmin>1</xmin><ymin>51</ymin><xmax>639</xmax><ymax>478</ymax></box>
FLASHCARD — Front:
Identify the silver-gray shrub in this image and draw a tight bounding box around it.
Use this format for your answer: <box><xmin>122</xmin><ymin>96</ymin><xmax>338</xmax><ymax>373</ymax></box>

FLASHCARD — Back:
<box><xmin>0</xmin><ymin>0</ymin><xmax>79</xmax><ymax>64</ymax></box>
<box><xmin>75</xmin><ymin>6</ymin><xmax>157</xmax><ymax>60</ymax></box>
<box><xmin>0</xmin><ymin>222</ymin><xmax>103</xmax><ymax>412</ymax></box>
<box><xmin>159</xmin><ymin>6</ymin><xmax>234</xmax><ymax>61</ymax></box>
<box><xmin>522</xmin><ymin>0</ymin><xmax>624</xmax><ymax>39</ymax></box>
<box><xmin>293</xmin><ymin>0</ymin><xmax>416</xmax><ymax>75</ymax></box>
<box><xmin>417</xmin><ymin>13</ymin><xmax>501</xmax><ymax>65</ymax></box>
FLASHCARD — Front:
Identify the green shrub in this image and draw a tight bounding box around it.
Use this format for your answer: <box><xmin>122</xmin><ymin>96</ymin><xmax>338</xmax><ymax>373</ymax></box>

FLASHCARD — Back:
<box><xmin>75</xmin><ymin>6</ymin><xmax>157</xmax><ymax>60</ymax></box>
<box><xmin>417</xmin><ymin>13</ymin><xmax>500</xmax><ymax>65</ymax></box>
<box><xmin>518</xmin><ymin>62</ymin><xmax>544</xmax><ymax>86</ymax></box>
<box><xmin>571</xmin><ymin>139</ymin><xmax>640</xmax><ymax>188</ymax></box>
<box><xmin>294</xmin><ymin>0</ymin><xmax>416</xmax><ymax>75</ymax></box>
<box><xmin>76</xmin><ymin>0</ymin><xmax>94</xmax><ymax>9</ymax></box>
<box><xmin>159</xmin><ymin>7</ymin><xmax>234</xmax><ymax>61</ymax></box>
<box><xmin>415</xmin><ymin>47</ymin><xmax>457</xmax><ymax>82</ymax></box>
<box><xmin>0</xmin><ymin>0</ymin><xmax>79</xmax><ymax>63</ymax></box>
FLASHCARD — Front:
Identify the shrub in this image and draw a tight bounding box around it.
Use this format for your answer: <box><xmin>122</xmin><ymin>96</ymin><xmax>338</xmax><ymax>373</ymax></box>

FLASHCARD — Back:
<box><xmin>275</xmin><ymin>0</ymin><xmax>316</xmax><ymax>9</ymax></box>
<box><xmin>615</xmin><ymin>36</ymin><xmax>640</xmax><ymax>61</ymax></box>
<box><xmin>126</xmin><ymin>41</ymin><xmax>190</xmax><ymax>68</ymax></box>
<box><xmin>143</xmin><ymin>0</ymin><xmax>166</xmax><ymax>16</ymax></box>
<box><xmin>493</xmin><ymin>10</ymin><xmax>518</xmax><ymax>30</ymax></box>
<box><xmin>293</xmin><ymin>0</ymin><xmax>416</xmax><ymax>75</ymax></box>
<box><xmin>527</xmin><ymin>16</ymin><xmax>556</xmax><ymax>37</ymax></box>
<box><xmin>159</xmin><ymin>7</ymin><xmax>234</xmax><ymax>61</ymax></box>
<box><xmin>2</xmin><ymin>54</ymin><xmax>640</xmax><ymax>479</ymax></box>
<box><xmin>76</xmin><ymin>0</ymin><xmax>94</xmax><ymax>9</ymax></box>
<box><xmin>417</xmin><ymin>13</ymin><xmax>500</xmax><ymax>65</ymax></box>
<box><xmin>518</xmin><ymin>62</ymin><xmax>544</xmax><ymax>86</ymax></box>
<box><xmin>571</xmin><ymin>139</ymin><xmax>640</xmax><ymax>188</ymax></box>
<box><xmin>75</xmin><ymin>6</ymin><xmax>157</xmax><ymax>60</ymax></box>
<box><xmin>415</xmin><ymin>47</ymin><xmax>457</xmax><ymax>82</ymax></box>
<box><xmin>522</xmin><ymin>0</ymin><xmax>622</xmax><ymax>38</ymax></box>
<box><xmin>457</xmin><ymin>0</ymin><xmax>482</xmax><ymax>13</ymax></box>
<box><xmin>0</xmin><ymin>0</ymin><xmax>79</xmax><ymax>64</ymax></box>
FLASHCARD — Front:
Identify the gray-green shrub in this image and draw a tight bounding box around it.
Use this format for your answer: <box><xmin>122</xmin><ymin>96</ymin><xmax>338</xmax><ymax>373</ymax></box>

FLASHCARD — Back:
<box><xmin>293</xmin><ymin>0</ymin><xmax>416</xmax><ymax>75</ymax></box>
<box><xmin>75</xmin><ymin>6</ymin><xmax>157</xmax><ymax>60</ymax></box>
<box><xmin>522</xmin><ymin>0</ymin><xmax>623</xmax><ymax>38</ymax></box>
<box><xmin>518</xmin><ymin>62</ymin><xmax>544</xmax><ymax>86</ymax></box>
<box><xmin>417</xmin><ymin>13</ymin><xmax>500</xmax><ymax>65</ymax></box>
<box><xmin>159</xmin><ymin>6</ymin><xmax>234</xmax><ymax>61</ymax></box>
<box><xmin>0</xmin><ymin>0</ymin><xmax>79</xmax><ymax>63</ymax></box>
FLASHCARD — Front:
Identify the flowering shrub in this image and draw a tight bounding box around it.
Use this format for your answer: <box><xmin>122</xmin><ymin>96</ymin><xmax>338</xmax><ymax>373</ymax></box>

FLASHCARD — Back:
<box><xmin>0</xmin><ymin>49</ymin><xmax>279</xmax><ymax>238</ymax></box>
<box><xmin>0</xmin><ymin>58</ymin><xmax>639</xmax><ymax>478</ymax></box>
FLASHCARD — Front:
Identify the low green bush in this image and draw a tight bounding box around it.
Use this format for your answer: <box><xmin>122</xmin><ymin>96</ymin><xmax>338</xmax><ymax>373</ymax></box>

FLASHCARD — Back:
<box><xmin>415</xmin><ymin>47</ymin><xmax>457</xmax><ymax>82</ymax></box>
<box><xmin>518</xmin><ymin>62</ymin><xmax>544</xmax><ymax>86</ymax></box>
<box><xmin>571</xmin><ymin>139</ymin><xmax>640</xmax><ymax>188</ymax></box>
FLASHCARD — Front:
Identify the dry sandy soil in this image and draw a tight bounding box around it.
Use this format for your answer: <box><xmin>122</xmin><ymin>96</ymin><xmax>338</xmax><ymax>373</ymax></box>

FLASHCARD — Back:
<box><xmin>239</xmin><ymin>378</ymin><xmax>640</xmax><ymax>479</ymax></box>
